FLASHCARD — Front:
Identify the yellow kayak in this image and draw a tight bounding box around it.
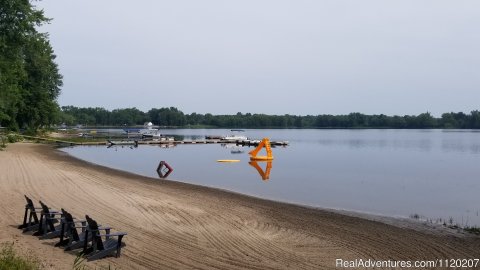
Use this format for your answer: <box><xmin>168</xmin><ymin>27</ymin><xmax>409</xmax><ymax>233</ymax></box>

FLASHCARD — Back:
<box><xmin>217</xmin><ymin>159</ymin><xmax>241</xmax><ymax>163</ymax></box>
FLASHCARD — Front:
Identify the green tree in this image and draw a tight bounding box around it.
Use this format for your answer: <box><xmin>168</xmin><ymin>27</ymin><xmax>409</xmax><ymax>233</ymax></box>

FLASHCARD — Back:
<box><xmin>469</xmin><ymin>110</ymin><xmax>480</xmax><ymax>129</ymax></box>
<box><xmin>0</xmin><ymin>0</ymin><xmax>62</xmax><ymax>131</ymax></box>
<box><xmin>415</xmin><ymin>112</ymin><xmax>436</xmax><ymax>128</ymax></box>
<box><xmin>441</xmin><ymin>112</ymin><xmax>458</xmax><ymax>128</ymax></box>
<box><xmin>150</xmin><ymin>107</ymin><xmax>185</xmax><ymax>126</ymax></box>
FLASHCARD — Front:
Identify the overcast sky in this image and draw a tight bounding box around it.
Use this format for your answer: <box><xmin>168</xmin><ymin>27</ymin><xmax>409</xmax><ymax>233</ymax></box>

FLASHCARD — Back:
<box><xmin>37</xmin><ymin>0</ymin><xmax>479</xmax><ymax>116</ymax></box>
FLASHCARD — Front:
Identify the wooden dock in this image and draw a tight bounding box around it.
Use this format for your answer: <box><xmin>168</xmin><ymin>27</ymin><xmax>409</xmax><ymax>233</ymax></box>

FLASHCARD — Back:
<box><xmin>137</xmin><ymin>139</ymin><xmax>289</xmax><ymax>146</ymax></box>
<box><xmin>20</xmin><ymin>135</ymin><xmax>289</xmax><ymax>147</ymax></box>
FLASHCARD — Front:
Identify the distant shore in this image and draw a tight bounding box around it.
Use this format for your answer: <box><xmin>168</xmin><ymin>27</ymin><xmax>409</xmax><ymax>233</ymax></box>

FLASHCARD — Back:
<box><xmin>0</xmin><ymin>142</ymin><xmax>479</xmax><ymax>269</ymax></box>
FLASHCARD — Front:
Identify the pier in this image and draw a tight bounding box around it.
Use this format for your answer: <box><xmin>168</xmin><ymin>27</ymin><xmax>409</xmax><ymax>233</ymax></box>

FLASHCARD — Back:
<box><xmin>136</xmin><ymin>139</ymin><xmax>289</xmax><ymax>146</ymax></box>
<box><xmin>19</xmin><ymin>135</ymin><xmax>289</xmax><ymax>147</ymax></box>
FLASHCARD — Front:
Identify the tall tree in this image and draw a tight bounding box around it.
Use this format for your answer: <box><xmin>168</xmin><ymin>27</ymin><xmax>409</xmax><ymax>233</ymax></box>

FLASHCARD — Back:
<box><xmin>0</xmin><ymin>0</ymin><xmax>62</xmax><ymax>130</ymax></box>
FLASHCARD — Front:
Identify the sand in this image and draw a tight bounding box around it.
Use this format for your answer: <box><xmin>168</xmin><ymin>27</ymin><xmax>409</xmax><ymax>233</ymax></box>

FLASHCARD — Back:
<box><xmin>0</xmin><ymin>142</ymin><xmax>479</xmax><ymax>269</ymax></box>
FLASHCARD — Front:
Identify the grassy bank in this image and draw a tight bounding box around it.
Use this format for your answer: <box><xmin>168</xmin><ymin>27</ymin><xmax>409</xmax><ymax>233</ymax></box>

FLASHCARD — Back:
<box><xmin>0</xmin><ymin>243</ymin><xmax>114</xmax><ymax>270</ymax></box>
<box><xmin>19</xmin><ymin>135</ymin><xmax>105</xmax><ymax>145</ymax></box>
<box><xmin>0</xmin><ymin>132</ymin><xmax>106</xmax><ymax>148</ymax></box>
<box><xmin>0</xmin><ymin>134</ymin><xmax>23</xmax><ymax>150</ymax></box>
<box><xmin>0</xmin><ymin>243</ymin><xmax>41</xmax><ymax>270</ymax></box>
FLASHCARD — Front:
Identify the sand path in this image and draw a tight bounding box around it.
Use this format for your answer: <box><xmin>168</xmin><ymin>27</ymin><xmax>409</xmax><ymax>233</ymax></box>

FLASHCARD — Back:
<box><xmin>0</xmin><ymin>143</ymin><xmax>479</xmax><ymax>269</ymax></box>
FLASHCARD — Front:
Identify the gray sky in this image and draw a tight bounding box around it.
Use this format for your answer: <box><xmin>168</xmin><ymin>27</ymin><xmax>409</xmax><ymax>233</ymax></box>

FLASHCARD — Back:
<box><xmin>37</xmin><ymin>0</ymin><xmax>480</xmax><ymax>116</ymax></box>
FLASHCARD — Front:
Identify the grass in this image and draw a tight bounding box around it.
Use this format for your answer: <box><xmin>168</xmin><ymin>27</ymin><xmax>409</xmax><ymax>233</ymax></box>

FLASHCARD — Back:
<box><xmin>19</xmin><ymin>134</ymin><xmax>105</xmax><ymax>145</ymax></box>
<box><xmin>0</xmin><ymin>243</ymin><xmax>41</xmax><ymax>270</ymax></box>
<box><xmin>463</xmin><ymin>226</ymin><xmax>480</xmax><ymax>235</ymax></box>
<box><xmin>409</xmin><ymin>213</ymin><xmax>480</xmax><ymax>236</ymax></box>
<box><xmin>73</xmin><ymin>254</ymin><xmax>88</xmax><ymax>270</ymax></box>
<box><xmin>55</xmin><ymin>137</ymin><xmax>107</xmax><ymax>143</ymax></box>
<box><xmin>73</xmin><ymin>253</ymin><xmax>116</xmax><ymax>270</ymax></box>
<box><xmin>0</xmin><ymin>244</ymin><xmax>116</xmax><ymax>270</ymax></box>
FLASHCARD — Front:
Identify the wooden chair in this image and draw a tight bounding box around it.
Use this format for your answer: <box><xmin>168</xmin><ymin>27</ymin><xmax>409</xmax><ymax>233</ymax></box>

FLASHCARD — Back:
<box><xmin>33</xmin><ymin>201</ymin><xmax>63</xmax><ymax>239</ymax></box>
<box><xmin>18</xmin><ymin>195</ymin><xmax>41</xmax><ymax>232</ymax></box>
<box><xmin>55</xmin><ymin>209</ymin><xmax>91</xmax><ymax>251</ymax></box>
<box><xmin>82</xmin><ymin>215</ymin><xmax>127</xmax><ymax>261</ymax></box>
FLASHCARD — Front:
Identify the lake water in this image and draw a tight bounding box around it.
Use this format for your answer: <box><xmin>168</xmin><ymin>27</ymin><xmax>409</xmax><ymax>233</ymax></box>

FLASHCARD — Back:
<box><xmin>61</xmin><ymin>129</ymin><xmax>480</xmax><ymax>226</ymax></box>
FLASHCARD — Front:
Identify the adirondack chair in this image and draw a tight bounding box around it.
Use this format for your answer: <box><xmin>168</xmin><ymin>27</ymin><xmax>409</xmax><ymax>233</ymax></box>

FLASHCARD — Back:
<box><xmin>82</xmin><ymin>216</ymin><xmax>112</xmax><ymax>255</ymax></box>
<box><xmin>82</xmin><ymin>215</ymin><xmax>127</xmax><ymax>261</ymax></box>
<box><xmin>33</xmin><ymin>201</ymin><xmax>63</xmax><ymax>239</ymax></box>
<box><xmin>18</xmin><ymin>195</ymin><xmax>41</xmax><ymax>232</ymax></box>
<box><xmin>55</xmin><ymin>209</ymin><xmax>91</xmax><ymax>251</ymax></box>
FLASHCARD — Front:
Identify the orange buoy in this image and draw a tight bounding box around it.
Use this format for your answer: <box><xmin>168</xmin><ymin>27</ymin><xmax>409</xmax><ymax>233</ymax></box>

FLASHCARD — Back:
<box><xmin>249</xmin><ymin>138</ymin><xmax>274</xmax><ymax>161</ymax></box>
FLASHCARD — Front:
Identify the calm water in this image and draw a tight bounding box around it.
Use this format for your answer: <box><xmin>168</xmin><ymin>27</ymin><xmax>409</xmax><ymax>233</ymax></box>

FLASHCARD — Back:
<box><xmin>61</xmin><ymin>129</ymin><xmax>480</xmax><ymax>226</ymax></box>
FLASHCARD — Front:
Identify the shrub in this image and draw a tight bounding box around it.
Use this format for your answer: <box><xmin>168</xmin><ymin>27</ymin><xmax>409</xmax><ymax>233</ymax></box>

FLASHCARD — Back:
<box><xmin>464</xmin><ymin>226</ymin><xmax>480</xmax><ymax>235</ymax></box>
<box><xmin>7</xmin><ymin>134</ymin><xmax>22</xmax><ymax>143</ymax></box>
<box><xmin>0</xmin><ymin>243</ymin><xmax>41</xmax><ymax>270</ymax></box>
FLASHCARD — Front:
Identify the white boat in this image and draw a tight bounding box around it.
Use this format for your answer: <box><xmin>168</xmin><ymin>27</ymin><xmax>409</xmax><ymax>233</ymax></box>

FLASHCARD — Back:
<box><xmin>127</xmin><ymin>122</ymin><xmax>160</xmax><ymax>138</ymax></box>
<box><xmin>223</xmin><ymin>135</ymin><xmax>248</xmax><ymax>141</ymax></box>
<box><xmin>222</xmin><ymin>130</ymin><xmax>248</xmax><ymax>142</ymax></box>
<box><xmin>124</xmin><ymin>122</ymin><xmax>159</xmax><ymax>136</ymax></box>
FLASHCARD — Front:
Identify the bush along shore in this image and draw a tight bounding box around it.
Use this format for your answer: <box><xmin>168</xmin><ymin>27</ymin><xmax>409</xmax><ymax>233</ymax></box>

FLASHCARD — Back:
<box><xmin>0</xmin><ymin>243</ymin><xmax>41</xmax><ymax>270</ymax></box>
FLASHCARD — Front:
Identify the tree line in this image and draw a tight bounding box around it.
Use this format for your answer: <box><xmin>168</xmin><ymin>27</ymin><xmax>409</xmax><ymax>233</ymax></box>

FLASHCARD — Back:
<box><xmin>59</xmin><ymin>106</ymin><xmax>480</xmax><ymax>129</ymax></box>
<box><xmin>0</xmin><ymin>0</ymin><xmax>63</xmax><ymax>132</ymax></box>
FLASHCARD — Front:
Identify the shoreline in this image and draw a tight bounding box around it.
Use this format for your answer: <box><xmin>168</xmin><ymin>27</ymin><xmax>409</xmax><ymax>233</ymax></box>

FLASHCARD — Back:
<box><xmin>56</xmin><ymin>146</ymin><xmax>426</xmax><ymax>229</ymax></box>
<box><xmin>1</xmin><ymin>142</ymin><xmax>479</xmax><ymax>269</ymax></box>
<box><xmin>57</xmin><ymin>144</ymin><xmax>471</xmax><ymax>237</ymax></box>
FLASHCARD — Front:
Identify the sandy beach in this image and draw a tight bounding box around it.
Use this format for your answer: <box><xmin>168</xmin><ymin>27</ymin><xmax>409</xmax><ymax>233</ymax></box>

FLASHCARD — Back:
<box><xmin>0</xmin><ymin>142</ymin><xmax>479</xmax><ymax>269</ymax></box>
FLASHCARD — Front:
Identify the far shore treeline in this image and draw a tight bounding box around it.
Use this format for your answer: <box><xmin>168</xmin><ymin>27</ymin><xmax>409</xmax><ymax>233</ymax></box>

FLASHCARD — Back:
<box><xmin>58</xmin><ymin>106</ymin><xmax>480</xmax><ymax>129</ymax></box>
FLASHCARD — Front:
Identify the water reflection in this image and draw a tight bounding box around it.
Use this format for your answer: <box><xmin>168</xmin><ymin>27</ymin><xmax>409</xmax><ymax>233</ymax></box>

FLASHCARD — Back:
<box><xmin>159</xmin><ymin>143</ymin><xmax>176</xmax><ymax>149</ymax></box>
<box><xmin>316</xmin><ymin>139</ymin><xmax>433</xmax><ymax>152</ymax></box>
<box><xmin>106</xmin><ymin>144</ymin><xmax>138</xmax><ymax>150</ymax></box>
<box><xmin>249</xmin><ymin>161</ymin><xmax>272</xmax><ymax>181</ymax></box>
<box><xmin>441</xmin><ymin>140</ymin><xmax>480</xmax><ymax>154</ymax></box>
<box><xmin>62</xmin><ymin>129</ymin><xmax>480</xmax><ymax>226</ymax></box>
<box><xmin>221</xmin><ymin>144</ymin><xmax>245</xmax><ymax>154</ymax></box>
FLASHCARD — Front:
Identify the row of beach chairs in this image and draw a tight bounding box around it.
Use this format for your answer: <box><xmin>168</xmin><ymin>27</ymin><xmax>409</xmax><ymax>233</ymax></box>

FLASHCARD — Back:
<box><xmin>18</xmin><ymin>195</ymin><xmax>127</xmax><ymax>261</ymax></box>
